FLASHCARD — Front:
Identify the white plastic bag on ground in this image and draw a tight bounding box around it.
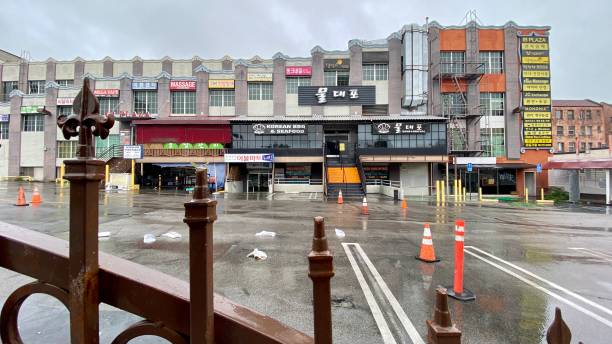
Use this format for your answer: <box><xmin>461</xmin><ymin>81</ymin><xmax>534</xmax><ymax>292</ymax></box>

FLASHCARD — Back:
<box><xmin>335</xmin><ymin>228</ymin><xmax>346</xmax><ymax>238</ymax></box>
<box><xmin>98</xmin><ymin>232</ymin><xmax>111</xmax><ymax>238</ymax></box>
<box><xmin>162</xmin><ymin>231</ymin><xmax>182</xmax><ymax>239</ymax></box>
<box><xmin>143</xmin><ymin>234</ymin><xmax>156</xmax><ymax>244</ymax></box>
<box><xmin>247</xmin><ymin>248</ymin><xmax>268</xmax><ymax>260</ymax></box>
<box><xmin>255</xmin><ymin>231</ymin><xmax>276</xmax><ymax>237</ymax></box>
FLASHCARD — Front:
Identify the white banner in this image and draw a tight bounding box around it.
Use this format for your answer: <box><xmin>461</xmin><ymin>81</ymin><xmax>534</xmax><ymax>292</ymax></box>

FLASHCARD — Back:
<box><xmin>224</xmin><ymin>153</ymin><xmax>274</xmax><ymax>163</ymax></box>
<box><xmin>123</xmin><ymin>145</ymin><xmax>143</xmax><ymax>159</ymax></box>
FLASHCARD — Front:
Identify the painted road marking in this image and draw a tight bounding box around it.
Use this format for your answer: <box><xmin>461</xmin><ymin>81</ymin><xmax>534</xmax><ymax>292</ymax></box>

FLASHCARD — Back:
<box><xmin>466</xmin><ymin>245</ymin><xmax>612</xmax><ymax>318</ymax></box>
<box><xmin>464</xmin><ymin>247</ymin><xmax>612</xmax><ymax>328</ymax></box>
<box><xmin>569</xmin><ymin>247</ymin><xmax>612</xmax><ymax>263</ymax></box>
<box><xmin>343</xmin><ymin>243</ymin><xmax>425</xmax><ymax>344</ymax></box>
<box><xmin>342</xmin><ymin>243</ymin><xmax>397</xmax><ymax>344</ymax></box>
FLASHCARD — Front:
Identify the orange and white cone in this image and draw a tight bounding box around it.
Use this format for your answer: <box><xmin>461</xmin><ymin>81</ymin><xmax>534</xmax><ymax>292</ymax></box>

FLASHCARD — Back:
<box><xmin>337</xmin><ymin>190</ymin><xmax>344</xmax><ymax>204</ymax></box>
<box><xmin>416</xmin><ymin>223</ymin><xmax>439</xmax><ymax>263</ymax></box>
<box><xmin>361</xmin><ymin>196</ymin><xmax>369</xmax><ymax>215</ymax></box>
<box><xmin>31</xmin><ymin>186</ymin><xmax>42</xmax><ymax>204</ymax></box>
<box><xmin>401</xmin><ymin>199</ymin><xmax>407</xmax><ymax>209</ymax></box>
<box><xmin>14</xmin><ymin>186</ymin><xmax>29</xmax><ymax>206</ymax></box>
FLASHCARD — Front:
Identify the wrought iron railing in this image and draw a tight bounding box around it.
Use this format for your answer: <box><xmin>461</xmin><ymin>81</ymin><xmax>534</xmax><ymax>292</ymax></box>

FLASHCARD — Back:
<box><xmin>275</xmin><ymin>178</ymin><xmax>323</xmax><ymax>185</ymax></box>
<box><xmin>96</xmin><ymin>144</ymin><xmax>122</xmax><ymax>160</ymax></box>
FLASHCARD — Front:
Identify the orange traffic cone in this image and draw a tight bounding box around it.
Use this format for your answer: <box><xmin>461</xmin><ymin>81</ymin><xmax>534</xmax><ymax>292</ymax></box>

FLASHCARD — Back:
<box><xmin>361</xmin><ymin>196</ymin><xmax>369</xmax><ymax>215</ymax></box>
<box><xmin>337</xmin><ymin>190</ymin><xmax>344</xmax><ymax>204</ymax></box>
<box><xmin>401</xmin><ymin>199</ymin><xmax>407</xmax><ymax>209</ymax></box>
<box><xmin>14</xmin><ymin>186</ymin><xmax>29</xmax><ymax>206</ymax></box>
<box><xmin>31</xmin><ymin>186</ymin><xmax>42</xmax><ymax>204</ymax></box>
<box><xmin>416</xmin><ymin>223</ymin><xmax>439</xmax><ymax>263</ymax></box>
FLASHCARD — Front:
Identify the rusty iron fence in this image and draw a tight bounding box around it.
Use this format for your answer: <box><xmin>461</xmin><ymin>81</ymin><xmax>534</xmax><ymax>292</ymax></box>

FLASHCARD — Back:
<box><xmin>0</xmin><ymin>80</ymin><xmax>586</xmax><ymax>343</ymax></box>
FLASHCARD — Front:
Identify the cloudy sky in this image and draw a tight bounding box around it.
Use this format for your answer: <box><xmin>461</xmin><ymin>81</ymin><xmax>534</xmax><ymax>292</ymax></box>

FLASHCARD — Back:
<box><xmin>1</xmin><ymin>0</ymin><xmax>610</xmax><ymax>102</ymax></box>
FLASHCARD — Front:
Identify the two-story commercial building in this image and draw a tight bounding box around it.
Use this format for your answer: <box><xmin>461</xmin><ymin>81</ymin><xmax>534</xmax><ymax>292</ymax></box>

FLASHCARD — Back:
<box><xmin>0</xmin><ymin>20</ymin><xmax>552</xmax><ymax>197</ymax></box>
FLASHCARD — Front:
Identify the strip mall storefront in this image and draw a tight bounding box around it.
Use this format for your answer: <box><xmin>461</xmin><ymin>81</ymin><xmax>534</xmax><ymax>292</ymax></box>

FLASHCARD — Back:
<box><xmin>133</xmin><ymin>119</ymin><xmax>231</xmax><ymax>190</ymax></box>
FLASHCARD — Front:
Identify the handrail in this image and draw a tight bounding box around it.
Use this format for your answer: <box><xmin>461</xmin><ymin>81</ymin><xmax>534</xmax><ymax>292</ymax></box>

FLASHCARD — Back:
<box><xmin>354</xmin><ymin>143</ymin><xmax>367</xmax><ymax>196</ymax></box>
<box><xmin>97</xmin><ymin>144</ymin><xmax>122</xmax><ymax>160</ymax></box>
<box><xmin>365</xmin><ymin>179</ymin><xmax>401</xmax><ymax>188</ymax></box>
<box><xmin>0</xmin><ymin>221</ymin><xmax>313</xmax><ymax>343</ymax></box>
<box><xmin>275</xmin><ymin>178</ymin><xmax>323</xmax><ymax>185</ymax></box>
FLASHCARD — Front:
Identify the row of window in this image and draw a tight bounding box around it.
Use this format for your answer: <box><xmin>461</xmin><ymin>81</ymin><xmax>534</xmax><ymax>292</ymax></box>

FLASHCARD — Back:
<box><xmin>557</xmin><ymin>141</ymin><xmax>603</xmax><ymax>153</ymax></box>
<box><xmin>357</xmin><ymin>123</ymin><xmax>446</xmax><ymax>149</ymax></box>
<box><xmin>556</xmin><ymin>125</ymin><xmax>601</xmax><ymax>136</ymax></box>
<box><xmin>440</xmin><ymin>51</ymin><xmax>504</xmax><ymax>74</ymax></box>
<box><xmin>441</xmin><ymin>92</ymin><xmax>505</xmax><ymax>116</ymax></box>
<box><xmin>554</xmin><ymin>109</ymin><xmax>601</xmax><ymax>120</ymax></box>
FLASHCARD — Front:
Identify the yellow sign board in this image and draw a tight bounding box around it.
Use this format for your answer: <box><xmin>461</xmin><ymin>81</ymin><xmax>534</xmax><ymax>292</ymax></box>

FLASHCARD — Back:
<box><xmin>523</xmin><ymin>98</ymin><xmax>551</xmax><ymax>106</ymax></box>
<box><xmin>208</xmin><ymin>79</ymin><xmax>235</xmax><ymax>89</ymax></box>
<box><xmin>521</xmin><ymin>56</ymin><xmax>550</xmax><ymax>64</ymax></box>
<box><xmin>521</xmin><ymin>43</ymin><xmax>549</xmax><ymax>50</ymax></box>
<box><xmin>524</xmin><ymin>122</ymin><xmax>552</xmax><ymax>128</ymax></box>
<box><xmin>339</xmin><ymin>143</ymin><xmax>345</xmax><ymax>152</ymax></box>
<box><xmin>523</xmin><ymin>112</ymin><xmax>551</xmax><ymax>119</ymax></box>
<box><xmin>522</xmin><ymin>70</ymin><xmax>550</xmax><ymax>78</ymax></box>
<box><xmin>524</xmin><ymin>138</ymin><xmax>553</xmax><ymax>144</ymax></box>
<box><xmin>247</xmin><ymin>73</ymin><xmax>273</xmax><ymax>82</ymax></box>
<box><xmin>523</xmin><ymin>84</ymin><xmax>550</xmax><ymax>92</ymax></box>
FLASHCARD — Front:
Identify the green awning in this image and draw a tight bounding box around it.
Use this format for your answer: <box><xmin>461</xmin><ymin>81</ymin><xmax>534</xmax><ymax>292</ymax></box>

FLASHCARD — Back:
<box><xmin>163</xmin><ymin>143</ymin><xmax>179</xmax><ymax>149</ymax></box>
<box><xmin>194</xmin><ymin>143</ymin><xmax>209</xmax><ymax>149</ymax></box>
<box><xmin>179</xmin><ymin>143</ymin><xmax>193</xmax><ymax>149</ymax></box>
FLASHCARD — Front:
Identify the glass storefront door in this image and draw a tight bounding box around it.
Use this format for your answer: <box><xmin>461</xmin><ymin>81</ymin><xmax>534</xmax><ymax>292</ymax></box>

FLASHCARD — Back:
<box><xmin>247</xmin><ymin>172</ymin><xmax>271</xmax><ymax>192</ymax></box>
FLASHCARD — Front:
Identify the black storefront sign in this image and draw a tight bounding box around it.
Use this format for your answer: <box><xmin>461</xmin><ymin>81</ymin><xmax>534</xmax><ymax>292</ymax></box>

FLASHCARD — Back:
<box><xmin>372</xmin><ymin>122</ymin><xmax>429</xmax><ymax>135</ymax></box>
<box><xmin>252</xmin><ymin>123</ymin><xmax>308</xmax><ymax>135</ymax></box>
<box><xmin>298</xmin><ymin>86</ymin><xmax>375</xmax><ymax>106</ymax></box>
<box><xmin>324</xmin><ymin>58</ymin><xmax>350</xmax><ymax>71</ymax></box>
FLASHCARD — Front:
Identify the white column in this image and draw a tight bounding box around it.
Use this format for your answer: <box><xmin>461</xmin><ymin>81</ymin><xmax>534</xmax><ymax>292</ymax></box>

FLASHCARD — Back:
<box><xmin>606</xmin><ymin>169</ymin><xmax>612</xmax><ymax>205</ymax></box>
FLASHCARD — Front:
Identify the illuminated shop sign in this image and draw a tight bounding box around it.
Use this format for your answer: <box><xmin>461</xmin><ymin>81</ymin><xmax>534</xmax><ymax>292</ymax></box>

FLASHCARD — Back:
<box><xmin>252</xmin><ymin>123</ymin><xmax>307</xmax><ymax>135</ymax></box>
<box><xmin>132</xmin><ymin>82</ymin><xmax>158</xmax><ymax>90</ymax></box>
<box><xmin>0</xmin><ymin>114</ymin><xmax>9</xmax><ymax>122</ymax></box>
<box><xmin>208</xmin><ymin>79</ymin><xmax>235</xmax><ymax>89</ymax></box>
<box><xmin>247</xmin><ymin>73</ymin><xmax>273</xmax><ymax>82</ymax></box>
<box><xmin>323</xmin><ymin>58</ymin><xmax>350</xmax><ymax>71</ymax></box>
<box><xmin>56</xmin><ymin>97</ymin><xmax>74</xmax><ymax>106</ymax></box>
<box><xmin>372</xmin><ymin>122</ymin><xmax>428</xmax><ymax>135</ymax></box>
<box><xmin>298</xmin><ymin>86</ymin><xmax>375</xmax><ymax>106</ymax></box>
<box><xmin>169</xmin><ymin>80</ymin><xmax>196</xmax><ymax>91</ymax></box>
<box><xmin>285</xmin><ymin>66</ymin><xmax>312</xmax><ymax>76</ymax></box>
<box><xmin>225</xmin><ymin>153</ymin><xmax>274</xmax><ymax>163</ymax></box>
<box><xmin>107</xmin><ymin>111</ymin><xmax>157</xmax><ymax>121</ymax></box>
<box><xmin>93</xmin><ymin>89</ymin><xmax>120</xmax><ymax>97</ymax></box>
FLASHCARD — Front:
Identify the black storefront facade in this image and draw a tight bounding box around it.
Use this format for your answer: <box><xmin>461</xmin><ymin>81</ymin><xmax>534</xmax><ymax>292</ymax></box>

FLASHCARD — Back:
<box><xmin>225</xmin><ymin>116</ymin><xmax>448</xmax><ymax>195</ymax></box>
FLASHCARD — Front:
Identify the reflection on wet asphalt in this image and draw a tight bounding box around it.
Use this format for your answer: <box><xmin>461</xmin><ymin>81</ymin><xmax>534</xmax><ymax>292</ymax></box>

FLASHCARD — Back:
<box><xmin>0</xmin><ymin>182</ymin><xmax>611</xmax><ymax>343</ymax></box>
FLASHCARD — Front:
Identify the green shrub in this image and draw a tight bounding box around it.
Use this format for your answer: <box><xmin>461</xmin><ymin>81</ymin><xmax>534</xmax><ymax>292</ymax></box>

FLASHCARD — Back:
<box><xmin>545</xmin><ymin>187</ymin><xmax>569</xmax><ymax>203</ymax></box>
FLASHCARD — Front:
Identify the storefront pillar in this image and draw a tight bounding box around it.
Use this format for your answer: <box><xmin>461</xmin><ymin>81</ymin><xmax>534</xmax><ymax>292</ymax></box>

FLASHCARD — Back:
<box><xmin>569</xmin><ymin>170</ymin><xmax>580</xmax><ymax>203</ymax></box>
<box><xmin>605</xmin><ymin>169</ymin><xmax>612</xmax><ymax>205</ymax></box>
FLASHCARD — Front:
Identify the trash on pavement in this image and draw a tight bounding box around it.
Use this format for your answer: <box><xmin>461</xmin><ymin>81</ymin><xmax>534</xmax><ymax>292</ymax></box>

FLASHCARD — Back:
<box><xmin>247</xmin><ymin>248</ymin><xmax>268</xmax><ymax>260</ymax></box>
<box><xmin>335</xmin><ymin>228</ymin><xmax>346</xmax><ymax>238</ymax></box>
<box><xmin>143</xmin><ymin>234</ymin><xmax>156</xmax><ymax>244</ymax></box>
<box><xmin>162</xmin><ymin>231</ymin><xmax>182</xmax><ymax>239</ymax></box>
<box><xmin>98</xmin><ymin>231</ymin><xmax>111</xmax><ymax>238</ymax></box>
<box><xmin>255</xmin><ymin>230</ymin><xmax>276</xmax><ymax>237</ymax></box>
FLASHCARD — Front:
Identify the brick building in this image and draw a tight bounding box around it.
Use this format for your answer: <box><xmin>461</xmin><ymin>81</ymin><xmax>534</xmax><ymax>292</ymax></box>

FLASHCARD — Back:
<box><xmin>552</xmin><ymin>100</ymin><xmax>609</xmax><ymax>153</ymax></box>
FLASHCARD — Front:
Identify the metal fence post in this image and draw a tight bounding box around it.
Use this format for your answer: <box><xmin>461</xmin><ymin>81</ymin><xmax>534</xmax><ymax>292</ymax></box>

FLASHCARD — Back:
<box><xmin>546</xmin><ymin>308</ymin><xmax>573</xmax><ymax>344</ymax></box>
<box><xmin>184</xmin><ymin>168</ymin><xmax>217</xmax><ymax>344</ymax></box>
<box><xmin>426</xmin><ymin>287</ymin><xmax>461</xmax><ymax>344</ymax></box>
<box><xmin>308</xmin><ymin>217</ymin><xmax>334</xmax><ymax>344</ymax></box>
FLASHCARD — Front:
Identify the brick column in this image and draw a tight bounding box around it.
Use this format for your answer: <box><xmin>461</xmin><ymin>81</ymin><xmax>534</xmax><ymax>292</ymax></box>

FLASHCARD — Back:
<box><xmin>132</xmin><ymin>58</ymin><xmax>143</xmax><ymax>77</ymax></box>
<box><xmin>504</xmin><ymin>26</ymin><xmax>521</xmax><ymax>159</ymax></box>
<box><xmin>162</xmin><ymin>58</ymin><xmax>173</xmax><ymax>75</ymax></box>
<box><xmin>8</xmin><ymin>91</ymin><xmax>24</xmax><ymax>176</ymax></box>
<box><xmin>349</xmin><ymin>44</ymin><xmax>363</xmax><ymax>115</ymax></box>
<box><xmin>18</xmin><ymin>62</ymin><xmax>28</xmax><ymax>93</ymax></box>
<box><xmin>466</xmin><ymin>24</ymin><xmax>480</xmax><ymax>151</ymax></box>
<box><xmin>195</xmin><ymin>66</ymin><xmax>210</xmax><ymax>117</ymax></box>
<box><xmin>43</xmin><ymin>60</ymin><xmax>58</xmax><ymax>181</ymax></box>
<box><xmin>103</xmin><ymin>58</ymin><xmax>114</xmax><ymax>77</ymax></box>
<box><xmin>234</xmin><ymin>62</ymin><xmax>248</xmax><ymax>116</ymax></box>
<box><xmin>387</xmin><ymin>34</ymin><xmax>402</xmax><ymax>115</ymax></box>
<box><xmin>119</xmin><ymin>77</ymin><xmax>132</xmax><ymax>113</ymax></box>
<box><xmin>74</xmin><ymin>59</ymin><xmax>85</xmax><ymax>85</ymax></box>
<box><xmin>157</xmin><ymin>75</ymin><xmax>171</xmax><ymax>118</ymax></box>
<box><xmin>311</xmin><ymin>47</ymin><xmax>325</xmax><ymax>116</ymax></box>
<box><xmin>272</xmin><ymin>54</ymin><xmax>287</xmax><ymax>116</ymax></box>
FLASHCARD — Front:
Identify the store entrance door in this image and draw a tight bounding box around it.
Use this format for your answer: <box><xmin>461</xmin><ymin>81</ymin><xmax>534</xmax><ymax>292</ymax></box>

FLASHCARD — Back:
<box><xmin>247</xmin><ymin>172</ymin><xmax>271</xmax><ymax>192</ymax></box>
<box><xmin>324</xmin><ymin>132</ymin><xmax>350</xmax><ymax>156</ymax></box>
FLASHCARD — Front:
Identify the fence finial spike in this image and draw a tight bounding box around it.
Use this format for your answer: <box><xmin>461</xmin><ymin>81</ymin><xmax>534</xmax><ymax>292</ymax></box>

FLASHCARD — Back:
<box><xmin>193</xmin><ymin>168</ymin><xmax>209</xmax><ymax>200</ymax></box>
<box><xmin>546</xmin><ymin>307</ymin><xmax>571</xmax><ymax>344</ymax></box>
<box><xmin>426</xmin><ymin>287</ymin><xmax>461</xmax><ymax>343</ymax></box>
<box><xmin>433</xmin><ymin>287</ymin><xmax>452</xmax><ymax>327</ymax></box>
<box><xmin>312</xmin><ymin>216</ymin><xmax>328</xmax><ymax>252</ymax></box>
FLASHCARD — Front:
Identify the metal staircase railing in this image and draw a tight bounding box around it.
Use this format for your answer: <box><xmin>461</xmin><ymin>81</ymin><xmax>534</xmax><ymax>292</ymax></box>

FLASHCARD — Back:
<box><xmin>96</xmin><ymin>144</ymin><xmax>122</xmax><ymax>161</ymax></box>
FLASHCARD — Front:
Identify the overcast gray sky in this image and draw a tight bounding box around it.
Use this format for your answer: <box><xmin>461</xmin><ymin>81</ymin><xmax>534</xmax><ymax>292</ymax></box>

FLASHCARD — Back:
<box><xmin>1</xmin><ymin>0</ymin><xmax>610</xmax><ymax>102</ymax></box>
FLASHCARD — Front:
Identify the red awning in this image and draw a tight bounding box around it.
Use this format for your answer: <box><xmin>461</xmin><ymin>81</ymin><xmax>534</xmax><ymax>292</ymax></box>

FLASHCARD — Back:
<box><xmin>543</xmin><ymin>160</ymin><xmax>612</xmax><ymax>170</ymax></box>
<box><xmin>135</xmin><ymin>124</ymin><xmax>232</xmax><ymax>144</ymax></box>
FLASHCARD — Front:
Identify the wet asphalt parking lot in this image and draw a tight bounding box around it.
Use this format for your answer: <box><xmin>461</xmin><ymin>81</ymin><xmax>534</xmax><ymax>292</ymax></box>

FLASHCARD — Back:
<box><xmin>1</xmin><ymin>181</ymin><xmax>611</xmax><ymax>343</ymax></box>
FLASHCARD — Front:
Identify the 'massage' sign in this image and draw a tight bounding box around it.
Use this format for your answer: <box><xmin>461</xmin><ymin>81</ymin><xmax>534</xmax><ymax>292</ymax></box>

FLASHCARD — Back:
<box><xmin>373</xmin><ymin>122</ymin><xmax>428</xmax><ymax>134</ymax></box>
<box><xmin>298</xmin><ymin>86</ymin><xmax>375</xmax><ymax>106</ymax></box>
<box><xmin>252</xmin><ymin>123</ymin><xmax>307</xmax><ymax>135</ymax></box>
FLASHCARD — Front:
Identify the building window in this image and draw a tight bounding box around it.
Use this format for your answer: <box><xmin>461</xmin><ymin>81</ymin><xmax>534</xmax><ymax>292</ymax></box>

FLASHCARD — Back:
<box><xmin>588</xmin><ymin>142</ymin><xmax>593</xmax><ymax>150</ymax></box>
<box><xmin>568</xmin><ymin>141</ymin><xmax>575</xmax><ymax>152</ymax></box>
<box><xmin>357</xmin><ymin>123</ymin><xmax>447</xmax><ymax>150</ymax></box>
<box><xmin>579</xmin><ymin>110</ymin><xmax>584</xmax><ymax>120</ymax></box>
<box><xmin>597</xmin><ymin>125</ymin><xmax>601</xmax><ymax>133</ymax></box>
<box><xmin>171</xmin><ymin>91</ymin><xmax>196</xmax><ymax>114</ymax></box>
<box><xmin>57</xmin><ymin>106</ymin><xmax>73</xmax><ymax>117</ymax></box>
<box><xmin>480</xmin><ymin>128</ymin><xmax>505</xmax><ymax>157</ymax></box>
<box><xmin>478</xmin><ymin>51</ymin><xmax>504</xmax><ymax>74</ymax></box>
<box><xmin>586</xmin><ymin>126</ymin><xmax>592</xmax><ymax>136</ymax></box>
<box><xmin>580</xmin><ymin>142</ymin><xmax>586</xmax><ymax>152</ymax></box>
<box><xmin>21</xmin><ymin>114</ymin><xmax>44</xmax><ymax>132</ymax></box>
<box><xmin>363</xmin><ymin>64</ymin><xmax>388</xmax><ymax>81</ymax></box>
<box><xmin>248</xmin><ymin>82</ymin><xmax>273</xmax><ymax>100</ymax></box>
<box><xmin>480</xmin><ymin>93</ymin><xmax>504</xmax><ymax>116</ymax></box>
<box><xmin>555</xmin><ymin>110</ymin><xmax>563</xmax><ymax>119</ymax></box>
<box><xmin>209</xmin><ymin>90</ymin><xmax>235</xmax><ymax>107</ymax></box>
<box><xmin>286</xmin><ymin>77</ymin><xmax>311</xmax><ymax>94</ymax></box>
<box><xmin>2</xmin><ymin>81</ymin><xmax>18</xmax><ymax>101</ymax></box>
<box><xmin>440</xmin><ymin>51</ymin><xmax>465</xmax><ymax>74</ymax></box>
<box><xmin>324</xmin><ymin>71</ymin><xmax>349</xmax><ymax>86</ymax></box>
<box><xmin>442</xmin><ymin>93</ymin><xmax>466</xmax><ymax>115</ymax></box>
<box><xmin>28</xmin><ymin>80</ymin><xmax>46</xmax><ymax>95</ymax></box>
<box><xmin>568</xmin><ymin>126</ymin><xmax>575</xmax><ymax>136</ymax></box>
<box><xmin>99</xmin><ymin>98</ymin><xmax>119</xmax><ymax>115</ymax></box>
<box><xmin>557</xmin><ymin>142</ymin><xmax>564</xmax><ymax>152</ymax></box>
<box><xmin>567</xmin><ymin>110</ymin><xmax>574</xmax><ymax>120</ymax></box>
<box><xmin>556</xmin><ymin>126</ymin><xmax>564</xmax><ymax>136</ymax></box>
<box><xmin>596</xmin><ymin>110</ymin><xmax>601</xmax><ymax>119</ymax></box>
<box><xmin>232</xmin><ymin>124</ymin><xmax>324</xmax><ymax>149</ymax></box>
<box><xmin>56</xmin><ymin>80</ymin><xmax>74</xmax><ymax>87</ymax></box>
<box><xmin>0</xmin><ymin>121</ymin><xmax>8</xmax><ymax>139</ymax></box>
<box><xmin>57</xmin><ymin>140</ymin><xmax>78</xmax><ymax>159</ymax></box>
<box><xmin>133</xmin><ymin>91</ymin><xmax>158</xmax><ymax>113</ymax></box>
<box><xmin>580</xmin><ymin>126</ymin><xmax>586</xmax><ymax>136</ymax></box>
<box><xmin>586</xmin><ymin>110</ymin><xmax>592</xmax><ymax>120</ymax></box>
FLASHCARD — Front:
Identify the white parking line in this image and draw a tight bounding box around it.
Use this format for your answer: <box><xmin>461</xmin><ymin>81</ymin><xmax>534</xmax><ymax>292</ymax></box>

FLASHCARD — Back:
<box><xmin>342</xmin><ymin>243</ymin><xmax>397</xmax><ymax>344</ymax></box>
<box><xmin>466</xmin><ymin>245</ymin><xmax>612</xmax><ymax>318</ymax></box>
<box><xmin>569</xmin><ymin>247</ymin><xmax>612</xmax><ymax>263</ymax></box>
